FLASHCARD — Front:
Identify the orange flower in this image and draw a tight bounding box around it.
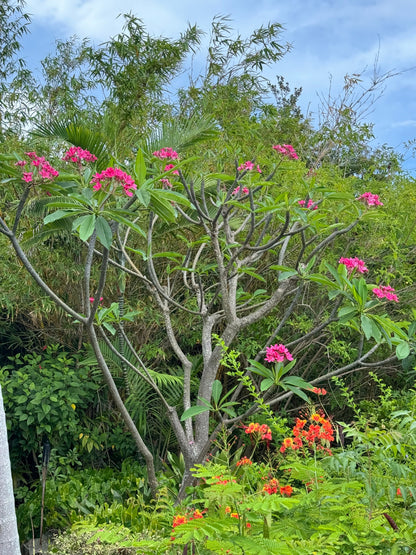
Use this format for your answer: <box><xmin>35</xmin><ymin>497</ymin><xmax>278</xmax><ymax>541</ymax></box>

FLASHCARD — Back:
<box><xmin>225</xmin><ymin>506</ymin><xmax>231</xmax><ymax>513</ymax></box>
<box><xmin>236</xmin><ymin>456</ymin><xmax>253</xmax><ymax>467</ymax></box>
<box><xmin>172</xmin><ymin>515</ymin><xmax>187</xmax><ymax>527</ymax></box>
<box><xmin>263</xmin><ymin>478</ymin><xmax>279</xmax><ymax>495</ymax></box>
<box><xmin>231</xmin><ymin>512</ymin><xmax>239</xmax><ymax>519</ymax></box>
<box><xmin>280</xmin><ymin>485</ymin><xmax>293</xmax><ymax>496</ymax></box>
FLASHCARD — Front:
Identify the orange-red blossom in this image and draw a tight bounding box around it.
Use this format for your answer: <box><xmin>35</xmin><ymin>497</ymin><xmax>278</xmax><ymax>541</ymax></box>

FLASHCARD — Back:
<box><xmin>280</xmin><ymin>413</ymin><xmax>334</xmax><ymax>454</ymax></box>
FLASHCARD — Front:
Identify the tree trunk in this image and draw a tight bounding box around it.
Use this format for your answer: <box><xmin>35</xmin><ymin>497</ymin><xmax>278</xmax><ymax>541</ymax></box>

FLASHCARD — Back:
<box><xmin>0</xmin><ymin>385</ymin><xmax>20</xmax><ymax>554</ymax></box>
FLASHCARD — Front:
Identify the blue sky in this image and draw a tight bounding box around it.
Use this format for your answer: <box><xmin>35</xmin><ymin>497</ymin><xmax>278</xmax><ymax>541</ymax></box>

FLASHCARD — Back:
<box><xmin>21</xmin><ymin>0</ymin><xmax>416</xmax><ymax>171</ymax></box>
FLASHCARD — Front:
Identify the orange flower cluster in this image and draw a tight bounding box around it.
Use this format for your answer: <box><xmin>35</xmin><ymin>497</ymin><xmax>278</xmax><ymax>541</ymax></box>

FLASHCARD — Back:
<box><xmin>213</xmin><ymin>475</ymin><xmax>237</xmax><ymax>485</ymax></box>
<box><xmin>236</xmin><ymin>456</ymin><xmax>253</xmax><ymax>467</ymax></box>
<box><xmin>172</xmin><ymin>509</ymin><xmax>204</xmax><ymax>528</ymax></box>
<box><xmin>310</xmin><ymin>387</ymin><xmax>327</xmax><ymax>395</ymax></box>
<box><xmin>263</xmin><ymin>477</ymin><xmax>293</xmax><ymax>496</ymax></box>
<box><xmin>244</xmin><ymin>422</ymin><xmax>272</xmax><ymax>444</ymax></box>
<box><xmin>280</xmin><ymin>412</ymin><xmax>334</xmax><ymax>454</ymax></box>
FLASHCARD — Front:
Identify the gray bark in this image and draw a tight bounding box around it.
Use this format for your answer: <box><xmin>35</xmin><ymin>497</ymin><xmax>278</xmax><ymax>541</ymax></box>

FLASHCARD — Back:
<box><xmin>0</xmin><ymin>385</ymin><xmax>20</xmax><ymax>555</ymax></box>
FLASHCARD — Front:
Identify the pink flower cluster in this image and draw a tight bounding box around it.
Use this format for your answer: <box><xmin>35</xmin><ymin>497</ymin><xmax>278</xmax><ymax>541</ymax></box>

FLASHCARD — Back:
<box><xmin>298</xmin><ymin>199</ymin><xmax>318</xmax><ymax>210</ymax></box>
<box><xmin>91</xmin><ymin>167</ymin><xmax>137</xmax><ymax>197</ymax></box>
<box><xmin>164</xmin><ymin>163</ymin><xmax>179</xmax><ymax>175</ymax></box>
<box><xmin>153</xmin><ymin>147</ymin><xmax>179</xmax><ymax>160</ymax></box>
<box><xmin>160</xmin><ymin>178</ymin><xmax>173</xmax><ymax>189</ymax></box>
<box><xmin>357</xmin><ymin>192</ymin><xmax>383</xmax><ymax>207</ymax></box>
<box><xmin>265</xmin><ymin>343</ymin><xmax>293</xmax><ymax>363</ymax></box>
<box><xmin>237</xmin><ymin>160</ymin><xmax>261</xmax><ymax>173</ymax></box>
<box><xmin>372</xmin><ymin>285</ymin><xmax>399</xmax><ymax>302</ymax></box>
<box><xmin>62</xmin><ymin>146</ymin><xmax>97</xmax><ymax>165</ymax></box>
<box><xmin>339</xmin><ymin>257</ymin><xmax>368</xmax><ymax>274</ymax></box>
<box><xmin>272</xmin><ymin>144</ymin><xmax>299</xmax><ymax>160</ymax></box>
<box><xmin>232</xmin><ymin>185</ymin><xmax>249</xmax><ymax>195</ymax></box>
<box><xmin>16</xmin><ymin>152</ymin><xmax>59</xmax><ymax>183</ymax></box>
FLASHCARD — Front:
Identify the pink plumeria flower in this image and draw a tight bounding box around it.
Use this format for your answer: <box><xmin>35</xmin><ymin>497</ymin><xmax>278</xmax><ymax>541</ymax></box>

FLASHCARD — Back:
<box><xmin>232</xmin><ymin>185</ymin><xmax>249</xmax><ymax>195</ymax></box>
<box><xmin>89</xmin><ymin>297</ymin><xmax>104</xmax><ymax>303</ymax></box>
<box><xmin>372</xmin><ymin>285</ymin><xmax>399</xmax><ymax>302</ymax></box>
<box><xmin>63</xmin><ymin>146</ymin><xmax>97</xmax><ymax>165</ymax></box>
<box><xmin>298</xmin><ymin>199</ymin><xmax>318</xmax><ymax>210</ymax></box>
<box><xmin>164</xmin><ymin>163</ymin><xmax>179</xmax><ymax>175</ymax></box>
<box><xmin>357</xmin><ymin>192</ymin><xmax>383</xmax><ymax>207</ymax></box>
<box><xmin>272</xmin><ymin>144</ymin><xmax>299</xmax><ymax>160</ymax></box>
<box><xmin>153</xmin><ymin>147</ymin><xmax>179</xmax><ymax>160</ymax></box>
<box><xmin>265</xmin><ymin>344</ymin><xmax>293</xmax><ymax>363</ymax></box>
<box><xmin>91</xmin><ymin>167</ymin><xmax>137</xmax><ymax>197</ymax></box>
<box><xmin>339</xmin><ymin>257</ymin><xmax>368</xmax><ymax>274</ymax></box>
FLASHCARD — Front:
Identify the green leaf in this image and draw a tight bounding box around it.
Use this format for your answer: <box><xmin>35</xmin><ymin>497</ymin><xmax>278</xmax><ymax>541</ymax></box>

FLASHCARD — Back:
<box><xmin>260</xmin><ymin>378</ymin><xmax>274</xmax><ymax>391</ymax></box>
<box><xmin>78</xmin><ymin>214</ymin><xmax>96</xmax><ymax>242</ymax></box>
<box><xmin>108</xmin><ymin>212</ymin><xmax>146</xmax><ymax>238</ymax></box>
<box><xmin>95</xmin><ymin>216</ymin><xmax>113</xmax><ymax>249</ymax></box>
<box><xmin>281</xmin><ymin>376</ymin><xmax>312</xmax><ymax>390</ymax></box>
<box><xmin>211</xmin><ymin>380</ymin><xmax>223</xmax><ymax>405</ymax></box>
<box><xmin>279</xmin><ymin>270</ymin><xmax>298</xmax><ymax>282</ymax></box>
<box><xmin>248</xmin><ymin>360</ymin><xmax>273</xmax><ymax>378</ymax></box>
<box><xmin>338</xmin><ymin>306</ymin><xmax>358</xmax><ymax>322</ymax></box>
<box><xmin>134</xmin><ymin>148</ymin><xmax>147</xmax><ymax>186</ymax></box>
<box><xmin>361</xmin><ymin>314</ymin><xmax>373</xmax><ymax>340</ymax></box>
<box><xmin>396</xmin><ymin>342</ymin><xmax>410</xmax><ymax>360</ymax></box>
<box><xmin>44</xmin><ymin>209</ymin><xmax>77</xmax><ymax>225</ymax></box>
<box><xmin>136</xmin><ymin>186</ymin><xmax>151</xmax><ymax>207</ymax></box>
<box><xmin>181</xmin><ymin>405</ymin><xmax>211</xmax><ymax>421</ymax></box>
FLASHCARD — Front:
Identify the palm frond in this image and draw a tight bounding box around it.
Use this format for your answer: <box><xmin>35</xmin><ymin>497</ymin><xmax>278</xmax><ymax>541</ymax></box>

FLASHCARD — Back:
<box><xmin>145</xmin><ymin>115</ymin><xmax>218</xmax><ymax>154</ymax></box>
<box><xmin>31</xmin><ymin>118</ymin><xmax>112</xmax><ymax>169</ymax></box>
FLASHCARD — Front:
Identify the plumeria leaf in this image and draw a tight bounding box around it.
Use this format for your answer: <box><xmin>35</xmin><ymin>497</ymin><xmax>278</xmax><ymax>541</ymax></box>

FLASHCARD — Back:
<box><xmin>361</xmin><ymin>314</ymin><xmax>374</xmax><ymax>340</ymax></box>
<box><xmin>44</xmin><ymin>209</ymin><xmax>78</xmax><ymax>225</ymax></box>
<box><xmin>260</xmin><ymin>378</ymin><xmax>274</xmax><ymax>391</ymax></box>
<box><xmin>338</xmin><ymin>306</ymin><xmax>358</xmax><ymax>322</ymax></box>
<box><xmin>247</xmin><ymin>360</ymin><xmax>272</xmax><ymax>378</ymax></box>
<box><xmin>181</xmin><ymin>405</ymin><xmax>211</xmax><ymax>421</ymax></box>
<box><xmin>134</xmin><ymin>148</ymin><xmax>147</xmax><ymax>186</ymax></box>
<box><xmin>95</xmin><ymin>216</ymin><xmax>113</xmax><ymax>249</ymax></box>
<box><xmin>211</xmin><ymin>380</ymin><xmax>223</xmax><ymax>405</ymax></box>
<box><xmin>278</xmin><ymin>270</ymin><xmax>298</xmax><ymax>282</ymax></box>
<box><xmin>78</xmin><ymin>214</ymin><xmax>96</xmax><ymax>242</ymax></box>
<box><xmin>136</xmin><ymin>185</ymin><xmax>151</xmax><ymax>207</ymax></box>
<box><xmin>396</xmin><ymin>342</ymin><xmax>410</xmax><ymax>360</ymax></box>
<box><xmin>281</xmin><ymin>376</ymin><xmax>312</xmax><ymax>390</ymax></box>
<box><xmin>280</xmin><ymin>384</ymin><xmax>310</xmax><ymax>403</ymax></box>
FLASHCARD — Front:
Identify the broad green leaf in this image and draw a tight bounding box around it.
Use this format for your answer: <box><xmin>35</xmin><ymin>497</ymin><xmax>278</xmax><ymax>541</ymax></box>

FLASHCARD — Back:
<box><xmin>211</xmin><ymin>380</ymin><xmax>223</xmax><ymax>405</ymax></box>
<box><xmin>361</xmin><ymin>314</ymin><xmax>373</xmax><ymax>340</ymax></box>
<box><xmin>281</xmin><ymin>384</ymin><xmax>310</xmax><ymax>403</ymax></box>
<box><xmin>95</xmin><ymin>216</ymin><xmax>113</xmax><ymax>249</ymax></box>
<box><xmin>260</xmin><ymin>378</ymin><xmax>274</xmax><ymax>391</ymax></box>
<box><xmin>238</xmin><ymin>267</ymin><xmax>266</xmax><ymax>282</ymax></box>
<box><xmin>281</xmin><ymin>376</ymin><xmax>312</xmax><ymax>390</ymax></box>
<box><xmin>44</xmin><ymin>209</ymin><xmax>77</xmax><ymax>225</ymax></box>
<box><xmin>78</xmin><ymin>214</ymin><xmax>96</xmax><ymax>242</ymax></box>
<box><xmin>136</xmin><ymin>186</ymin><xmax>151</xmax><ymax>207</ymax></box>
<box><xmin>279</xmin><ymin>270</ymin><xmax>298</xmax><ymax>282</ymax></box>
<box><xmin>248</xmin><ymin>360</ymin><xmax>273</xmax><ymax>378</ymax></box>
<box><xmin>396</xmin><ymin>342</ymin><xmax>410</xmax><ymax>360</ymax></box>
<box><xmin>134</xmin><ymin>148</ymin><xmax>147</xmax><ymax>186</ymax></box>
<box><xmin>181</xmin><ymin>405</ymin><xmax>210</xmax><ymax>421</ymax></box>
<box><xmin>338</xmin><ymin>306</ymin><xmax>358</xmax><ymax>322</ymax></box>
<box><xmin>108</xmin><ymin>212</ymin><xmax>146</xmax><ymax>238</ymax></box>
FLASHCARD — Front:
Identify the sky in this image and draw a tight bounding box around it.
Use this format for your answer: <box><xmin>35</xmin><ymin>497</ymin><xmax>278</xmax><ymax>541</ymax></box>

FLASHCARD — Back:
<box><xmin>20</xmin><ymin>0</ymin><xmax>416</xmax><ymax>172</ymax></box>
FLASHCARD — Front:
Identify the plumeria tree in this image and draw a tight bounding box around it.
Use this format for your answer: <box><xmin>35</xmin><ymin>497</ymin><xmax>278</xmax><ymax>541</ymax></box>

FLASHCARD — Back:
<box><xmin>0</xmin><ymin>139</ymin><xmax>413</xmax><ymax>500</ymax></box>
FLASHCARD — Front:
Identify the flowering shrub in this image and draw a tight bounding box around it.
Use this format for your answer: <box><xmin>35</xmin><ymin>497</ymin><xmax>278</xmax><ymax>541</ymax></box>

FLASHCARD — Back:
<box><xmin>91</xmin><ymin>167</ymin><xmax>137</xmax><ymax>197</ymax></box>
